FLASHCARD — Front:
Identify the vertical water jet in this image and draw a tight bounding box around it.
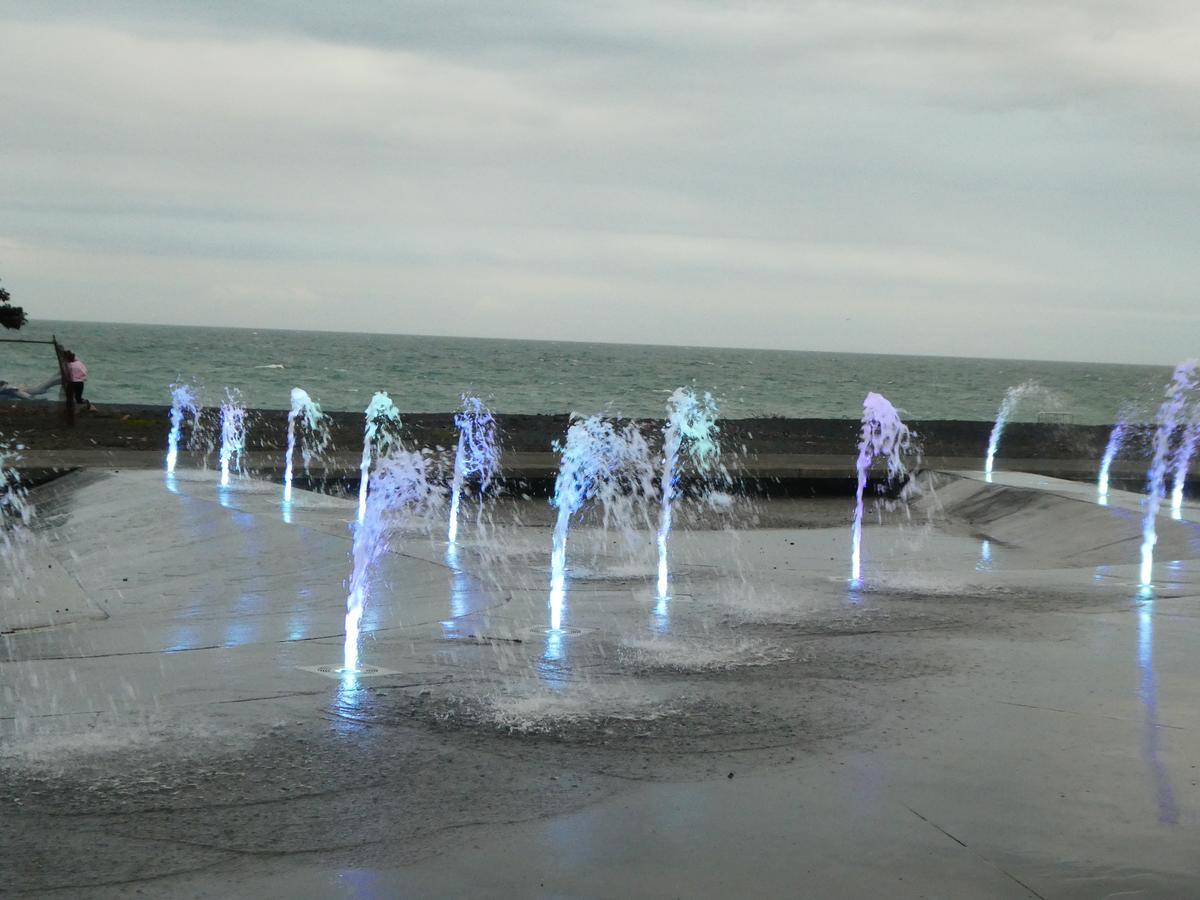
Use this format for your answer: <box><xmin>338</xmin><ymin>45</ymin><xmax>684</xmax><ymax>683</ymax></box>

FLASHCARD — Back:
<box><xmin>283</xmin><ymin>388</ymin><xmax>330</xmax><ymax>503</ymax></box>
<box><xmin>447</xmin><ymin>395</ymin><xmax>501</xmax><ymax>543</ymax></box>
<box><xmin>218</xmin><ymin>390</ymin><xmax>247</xmax><ymax>488</ymax></box>
<box><xmin>1139</xmin><ymin>361</ymin><xmax>1198</xmax><ymax>588</ymax></box>
<box><xmin>344</xmin><ymin>451</ymin><xmax>440</xmax><ymax>672</ymax></box>
<box><xmin>1169</xmin><ymin>405</ymin><xmax>1199</xmax><ymax>519</ymax></box>
<box><xmin>357</xmin><ymin>392</ymin><xmax>402</xmax><ymax>524</ymax></box>
<box><xmin>985</xmin><ymin>381</ymin><xmax>1041</xmax><ymax>482</ymax></box>
<box><xmin>1097</xmin><ymin>417</ymin><xmax>1128</xmax><ymax>505</ymax></box>
<box><xmin>165</xmin><ymin>384</ymin><xmax>200</xmax><ymax>474</ymax></box>
<box><xmin>850</xmin><ymin>392</ymin><xmax>917</xmax><ymax>584</ymax></box>
<box><xmin>657</xmin><ymin>388</ymin><xmax>722</xmax><ymax>596</ymax></box>
<box><xmin>549</xmin><ymin>415</ymin><xmax>656</xmax><ymax>592</ymax></box>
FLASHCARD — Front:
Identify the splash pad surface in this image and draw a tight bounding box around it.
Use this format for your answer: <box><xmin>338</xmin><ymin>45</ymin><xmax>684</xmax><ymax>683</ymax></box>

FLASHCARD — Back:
<box><xmin>3</xmin><ymin>468</ymin><xmax>1198</xmax><ymax>897</ymax></box>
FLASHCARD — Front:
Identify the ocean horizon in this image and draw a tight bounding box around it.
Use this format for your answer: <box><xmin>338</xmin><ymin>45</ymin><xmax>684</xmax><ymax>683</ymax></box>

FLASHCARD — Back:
<box><xmin>1</xmin><ymin>318</ymin><xmax>1176</xmax><ymax>424</ymax></box>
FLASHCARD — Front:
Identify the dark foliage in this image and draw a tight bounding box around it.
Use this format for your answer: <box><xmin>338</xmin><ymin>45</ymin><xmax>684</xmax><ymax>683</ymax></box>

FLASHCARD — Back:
<box><xmin>0</xmin><ymin>280</ymin><xmax>27</xmax><ymax>330</ymax></box>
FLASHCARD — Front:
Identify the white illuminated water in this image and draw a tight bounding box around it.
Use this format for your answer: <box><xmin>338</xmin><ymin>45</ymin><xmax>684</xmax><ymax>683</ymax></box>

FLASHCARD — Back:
<box><xmin>218</xmin><ymin>390</ymin><xmax>247</xmax><ymax>488</ymax></box>
<box><xmin>344</xmin><ymin>451</ymin><xmax>440</xmax><ymax>672</ymax></box>
<box><xmin>1168</xmin><ymin>407</ymin><xmax>1199</xmax><ymax>519</ymax></box>
<box><xmin>549</xmin><ymin>415</ymin><xmax>656</xmax><ymax>593</ymax></box>
<box><xmin>283</xmin><ymin>387</ymin><xmax>330</xmax><ymax>503</ymax></box>
<box><xmin>985</xmin><ymin>381</ymin><xmax>1042</xmax><ymax>482</ymax></box>
<box><xmin>165</xmin><ymin>384</ymin><xmax>200</xmax><ymax>474</ymax></box>
<box><xmin>656</xmin><ymin>387</ymin><xmax>722</xmax><ymax>597</ymax></box>
<box><xmin>850</xmin><ymin>392</ymin><xmax>917</xmax><ymax>584</ymax></box>
<box><xmin>1097</xmin><ymin>418</ymin><xmax>1127</xmax><ymax>505</ymax></box>
<box><xmin>447</xmin><ymin>395</ymin><xmax>500</xmax><ymax>543</ymax></box>
<box><xmin>1139</xmin><ymin>361</ymin><xmax>1198</xmax><ymax>588</ymax></box>
<box><xmin>357</xmin><ymin>392</ymin><xmax>402</xmax><ymax>524</ymax></box>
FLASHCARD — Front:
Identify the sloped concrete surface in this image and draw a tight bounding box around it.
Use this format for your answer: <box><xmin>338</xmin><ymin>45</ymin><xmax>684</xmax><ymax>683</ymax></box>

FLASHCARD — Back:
<box><xmin>1</xmin><ymin>468</ymin><xmax>1198</xmax><ymax>898</ymax></box>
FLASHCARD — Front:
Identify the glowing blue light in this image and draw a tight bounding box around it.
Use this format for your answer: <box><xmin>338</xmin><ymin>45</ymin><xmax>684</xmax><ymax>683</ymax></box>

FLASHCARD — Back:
<box><xmin>343</xmin><ymin>451</ymin><xmax>438</xmax><ymax>672</ymax></box>
<box><xmin>985</xmin><ymin>381</ymin><xmax>1041</xmax><ymax>481</ymax></box>
<box><xmin>447</xmin><ymin>395</ymin><xmax>501</xmax><ymax>543</ymax></box>
<box><xmin>1135</xmin><ymin>596</ymin><xmax>1180</xmax><ymax>824</ymax></box>
<box><xmin>976</xmin><ymin>539</ymin><xmax>993</xmax><ymax>573</ymax></box>
<box><xmin>1097</xmin><ymin>419</ymin><xmax>1127</xmax><ymax>503</ymax></box>
<box><xmin>549</xmin><ymin>581</ymin><xmax>565</xmax><ymax>632</ymax></box>
<box><xmin>539</xmin><ymin>581</ymin><xmax>569</xmax><ymax>685</ymax></box>
<box><xmin>284</xmin><ymin>387</ymin><xmax>329</xmax><ymax>504</ymax></box>
<box><xmin>357</xmin><ymin>392</ymin><xmax>402</xmax><ymax>524</ymax></box>
<box><xmin>445</xmin><ymin>544</ymin><xmax>470</xmax><ymax>621</ymax></box>
<box><xmin>1169</xmin><ymin>410</ymin><xmax>1199</xmax><ymax>519</ymax></box>
<box><xmin>653</xmin><ymin>580</ymin><xmax>670</xmax><ymax>635</ymax></box>
<box><xmin>447</xmin><ymin>488</ymin><xmax>461</xmax><ymax>543</ymax></box>
<box><xmin>218</xmin><ymin>389</ymin><xmax>246</xmax><ymax>488</ymax></box>
<box><xmin>164</xmin><ymin>625</ymin><xmax>201</xmax><ymax>653</ymax></box>
<box><xmin>657</xmin><ymin>388</ymin><xmax>722</xmax><ymax>595</ymax></box>
<box><xmin>850</xmin><ymin>392</ymin><xmax>915</xmax><ymax>583</ymax></box>
<box><xmin>1140</xmin><ymin>361</ymin><xmax>1198</xmax><ymax>588</ymax></box>
<box><xmin>549</xmin><ymin>414</ymin><xmax>656</xmax><ymax>590</ymax></box>
<box><xmin>165</xmin><ymin>383</ymin><xmax>200</xmax><ymax>475</ymax></box>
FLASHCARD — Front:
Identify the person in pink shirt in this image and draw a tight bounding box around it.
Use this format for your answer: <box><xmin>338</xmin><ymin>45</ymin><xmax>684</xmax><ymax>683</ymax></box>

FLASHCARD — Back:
<box><xmin>64</xmin><ymin>350</ymin><xmax>92</xmax><ymax>408</ymax></box>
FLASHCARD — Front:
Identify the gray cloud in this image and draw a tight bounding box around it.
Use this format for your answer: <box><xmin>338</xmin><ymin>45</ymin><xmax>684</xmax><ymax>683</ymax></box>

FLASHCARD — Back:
<box><xmin>0</xmin><ymin>1</ymin><xmax>1196</xmax><ymax>363</ymax></box>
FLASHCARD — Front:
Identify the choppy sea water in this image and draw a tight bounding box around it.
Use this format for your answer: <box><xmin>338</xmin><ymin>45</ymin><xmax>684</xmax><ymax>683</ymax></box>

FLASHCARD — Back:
<box><xmin>1</xmin><ymin>319</ymin><xmax>1176</xmax><ymax>423</ymax></box>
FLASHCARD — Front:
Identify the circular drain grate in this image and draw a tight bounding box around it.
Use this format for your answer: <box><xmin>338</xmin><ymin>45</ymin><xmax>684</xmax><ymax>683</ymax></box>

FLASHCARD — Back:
<box><xmin>312</xmin><ymin>664</ymin><xmax>383</xmax><ymax>675</ymax></box>
<box><xmin>297</xmin><ymin>663</ymin><xmax>398</xmax><ymax>679</ymax></box>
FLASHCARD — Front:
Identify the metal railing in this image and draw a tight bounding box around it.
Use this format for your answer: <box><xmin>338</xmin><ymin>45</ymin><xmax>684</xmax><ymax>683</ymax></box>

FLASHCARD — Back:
<box><xmin>0</xmin><ymin>334</ymin><xmax>75</xmax><ymax>424</ymax></box>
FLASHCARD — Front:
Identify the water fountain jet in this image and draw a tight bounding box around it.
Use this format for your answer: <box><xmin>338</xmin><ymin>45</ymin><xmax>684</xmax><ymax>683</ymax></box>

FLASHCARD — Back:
<box><xmin>218</xmin><ymin>391</ymin><xmax>247</xmax><ymax>487</ymax></box>
<box><xmin>1097</xmin><ymin>416</ymin><xmax>1129</xmax><ymax>505</ymax></box>
<box><xmin>344</xmin><ymin>450</ymin><xmax>441</xmax><ymax>672</ymax></box>
<box><xmin>657</xmin><ymin>388</ymin><xmax>722</xmax><ymax>596</ymax></box>
<box><xmin>1139</xmin><ymin>361</ymin><xmax>1198</xmax><ymax>588</ymax></box>
<box><xmin>357</xmin><ymin>392</ymin><xmax>402</xmax><ymax>524</ymax></box>
<box><xmin>550</xmin><ymin>415</ymin><xmax>656</xmax><ymax>593</ymax></box>
<box><xmin>447</xmin><ymin>395</ymin><xmax>501</xmax><ymax>543</ymax></box>
<box><xmin>1168</xmin><ymin>404</ymin><xmax>1199</xmax><ymax>519</ymax></box>
<box><xmin>0</xmin><ymin>438</ymin><xmax>32</xmax><ymax>567</ymax></box>
<box><xmin>283</xmin><ymin>388</ymin><xmax>331</xmax><ymax>503</ymax></box>
<box><xmin>165</xmin><ymin>384</ymin><xmax>200</xmax><ymax>474</ymax></box>
<box><xmin>985</xmin><ymin>381</ymin><xmax>1042</xmax><ymax>482</ymax></box>
<box><xmin>850</xmin><ymin>392</ymin><xmax>918</xmax><ymax>584</ymax></box>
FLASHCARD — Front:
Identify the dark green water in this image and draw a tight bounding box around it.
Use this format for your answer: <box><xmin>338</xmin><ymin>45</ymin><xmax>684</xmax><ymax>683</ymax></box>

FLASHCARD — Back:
<box><xmin>0</xmin><ymin>319</ymin><xmax>1175</xmax><ymax>423</ymax></box>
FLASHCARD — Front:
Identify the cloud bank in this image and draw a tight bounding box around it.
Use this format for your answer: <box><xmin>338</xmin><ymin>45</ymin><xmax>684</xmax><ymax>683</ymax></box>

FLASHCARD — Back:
<box><xmin>0</xmin><ymin>1</ymin><xmax>1196</xmax><ymax>363</ymax></box>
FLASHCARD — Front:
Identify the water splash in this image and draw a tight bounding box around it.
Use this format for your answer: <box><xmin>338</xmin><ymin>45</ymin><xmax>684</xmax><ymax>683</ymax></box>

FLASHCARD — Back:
<box><xmin>344</xmin><ymin>451</ymin><xmax>441</xmax><ymax>672</ymax></box>
<box><xmin>657</xmin><ymin>388</ymin><xmax>722</xmax><ymax>596</ymax></box>
<box><xmin>1139</xmin><ymin>361</ymin><xmax>1198</xmax><ymax>588</ymax></box>
<box><xmin>218</xmin><ymin>390</ymin><xmax>247</xmax><ymax>487</ymax></box>
<box><xmin>985</xmin><ymin>381</ymin><xmax>1041</xmax><ymax>482</ymax></box>
<box><xmin>550</xmin><ymin>415</ymin><xmax>656</xmax><ymax>591</ymax></box>
<box><xmin>165</xmin><ymin>384</ymin><xmax>201</xmax><ymax>474</ymax></box>
<box><xmin>850</xmin><ymin>392</ymin><xmax>917</xmax><ymax>584</ymax></box>
<box><xmin>1097</xmin><ymin>417</ymin><xmax>1128</xmax><ymax>505</ymax></box>
<box><xmin>447</xmin><ymin>395</ymin><xmax>501</xmax><ymax>543</ymax></box>
<box><xmin>1</xmin><ymin>437</ymin><xmax>33</xmax><ymax>567</ymax></box>
<box><xmin>1168</xmin><ymin>404</ymin><xmax>1199</xmax><ymax>519</ymax></box>
<box><xmin>357</xmin><ymin>392</ymin><xmax>402</xmax><ymax>524</ymax></box>
<box><xmin>283</xmin><ymin>388</ymin><xmax>331</xmax><ymax>503</ymax></box>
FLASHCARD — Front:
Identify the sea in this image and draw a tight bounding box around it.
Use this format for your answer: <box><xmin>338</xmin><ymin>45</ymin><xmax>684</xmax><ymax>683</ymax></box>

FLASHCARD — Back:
<box><xmin>1</xmin><ymin>319</ymin><xmax>1177</xmax><ymax>424</ymax></box>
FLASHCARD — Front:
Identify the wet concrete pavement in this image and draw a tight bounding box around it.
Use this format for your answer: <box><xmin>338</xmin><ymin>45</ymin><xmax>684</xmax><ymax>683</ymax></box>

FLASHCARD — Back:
<box><xmin>1</xmin><ymin>467</ymin><xmax>1198</xmax><ymax>897</ymax></box>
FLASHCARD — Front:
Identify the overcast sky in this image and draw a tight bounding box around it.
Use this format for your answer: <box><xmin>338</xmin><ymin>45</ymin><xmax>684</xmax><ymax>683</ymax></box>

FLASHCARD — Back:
<box><xmin>0</xmin><ymin>1</ymin><xmax>1196</xmax><ymax>364</ymax></box>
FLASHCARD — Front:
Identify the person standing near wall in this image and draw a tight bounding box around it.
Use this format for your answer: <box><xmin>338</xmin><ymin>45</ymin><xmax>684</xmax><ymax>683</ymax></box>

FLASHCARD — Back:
<box><xmin>64</xmin><ymin>350</ymin><xmax>92</xmax><ymax>410</ymax></box>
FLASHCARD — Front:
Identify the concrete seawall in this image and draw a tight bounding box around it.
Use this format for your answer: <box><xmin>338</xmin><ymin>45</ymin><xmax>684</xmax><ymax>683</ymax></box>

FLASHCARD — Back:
<box><xmin>3</xmin><ymin>400</ymin><xmax>1192</xmax><ymax>494</ymax></box>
